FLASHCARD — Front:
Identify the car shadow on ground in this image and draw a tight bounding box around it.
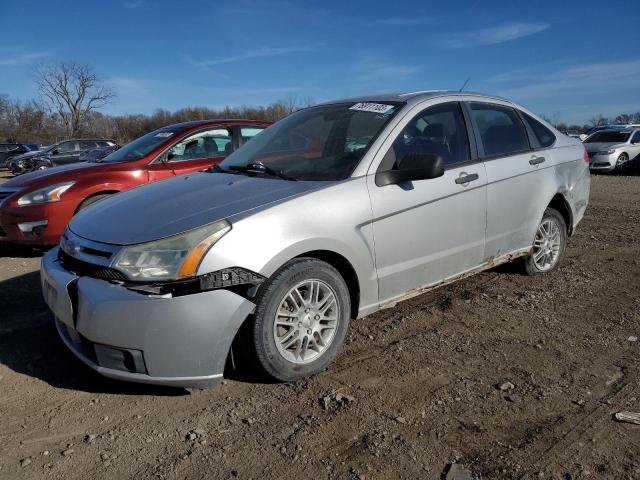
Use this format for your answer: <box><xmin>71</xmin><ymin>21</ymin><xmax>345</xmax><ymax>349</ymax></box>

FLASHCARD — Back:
<box><xmin>0</xmin><ymin>271</ymin><xmax>188</xmax><ymax>396</ymax></box>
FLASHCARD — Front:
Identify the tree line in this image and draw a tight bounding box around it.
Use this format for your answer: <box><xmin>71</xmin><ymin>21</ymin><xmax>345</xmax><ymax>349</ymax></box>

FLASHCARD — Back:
<box><xmin>1</xmin><ymin>61</ymin><xmax>638</xmax><ymax>146</ymax></box>
<box><xmin>0</xmin><ymin>93</ymin><xmax>310</xmax><ymax>146</ymax></box>
<box><xmin>0</xmin><ymin>61</ymin><xmax>311</xmax><ymax>146</ymax></box>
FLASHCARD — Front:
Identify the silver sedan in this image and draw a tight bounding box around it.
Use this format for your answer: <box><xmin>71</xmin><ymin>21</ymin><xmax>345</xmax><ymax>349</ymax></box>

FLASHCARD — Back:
<box><xmin>41</xmin><ymin>91</ymin><xmax>590</xmax><ymax>388</ymax></box>
<box><xmin>584</xmin><ymin>128</ymin><xmax>640</xmax><ymax>172</ymax></box>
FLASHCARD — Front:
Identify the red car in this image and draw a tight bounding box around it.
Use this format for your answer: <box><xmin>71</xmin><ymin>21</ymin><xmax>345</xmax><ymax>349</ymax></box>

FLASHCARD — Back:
<box><xmin>0</xmin><ymin>120</ymin><xmax>269</xmax><ymax>246</ymax></box>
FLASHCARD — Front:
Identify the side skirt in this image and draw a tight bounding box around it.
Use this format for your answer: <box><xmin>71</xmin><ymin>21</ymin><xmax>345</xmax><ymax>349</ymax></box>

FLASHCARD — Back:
<box><xmin>379</xmin><ymin>247</ymin><xmax>532</xmax><ymax>310</ymax></box>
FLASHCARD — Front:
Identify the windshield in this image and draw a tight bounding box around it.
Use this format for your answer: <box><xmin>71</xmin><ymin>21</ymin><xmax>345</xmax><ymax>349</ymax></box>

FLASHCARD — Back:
<box><xmin>219</xmin><ymin>102</ymin><xmax>402</xmax><ymax>181</ymax></box>
<box><xmin>585</xmin><ymin>131</ymin><xmax>631</xmax><ymax>143</ymax></box>
<box><xmin>98</xmin><ymin>127</ymin><xmax>185</xmax><ymax>163</ymax></box>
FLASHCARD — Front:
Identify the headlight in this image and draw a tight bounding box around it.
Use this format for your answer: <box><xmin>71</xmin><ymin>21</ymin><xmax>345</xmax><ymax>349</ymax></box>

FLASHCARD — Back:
<box><xmin>17</xmin><ymin>182</ymin><xmax>75</xmax><ymax>206</ymax></box>
<box><xmin>598</xmin><ymin>149</ymin><xmax>616</xmax><ymax>155</ymax></box>
<box><xmin>111</xmin><ymin>220</ymin><xmax>231</xmax><ymax>281</ymax></box>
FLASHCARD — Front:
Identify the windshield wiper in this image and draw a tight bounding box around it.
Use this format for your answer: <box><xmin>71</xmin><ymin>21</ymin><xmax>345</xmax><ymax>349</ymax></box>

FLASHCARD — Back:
<box><xmin>209</xmin><ymin>164</ymin><xmax>241</xmax><ymax>174</ymax></box>
<box><xmin>227</xmin><ymin>161</ymin><xmax>297</xmax><ymax>181</ymax></box>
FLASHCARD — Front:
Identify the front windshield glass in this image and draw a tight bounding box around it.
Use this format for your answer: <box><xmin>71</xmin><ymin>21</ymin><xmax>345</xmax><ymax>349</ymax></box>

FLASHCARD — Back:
<box><xmin>98</xmin><ymin>127</ymin><xmax>185</xmax><ymax>163</ymax></box>
<box><xmin>219</xmin><ymin>102</ymin><xmax>402</xmax><ymax>181</ymax></box>
<box><xmin>585</xmin><ymin>131</ymin><xmax>631</xmax><ymax>143</ymax></box>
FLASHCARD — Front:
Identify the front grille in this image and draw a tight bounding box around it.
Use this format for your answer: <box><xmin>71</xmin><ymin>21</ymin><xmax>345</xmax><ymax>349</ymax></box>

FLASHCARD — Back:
<box><xmin>58</xmin><ymin>250</ymin><xmax>127</xmax><ymax>282</ymax></box>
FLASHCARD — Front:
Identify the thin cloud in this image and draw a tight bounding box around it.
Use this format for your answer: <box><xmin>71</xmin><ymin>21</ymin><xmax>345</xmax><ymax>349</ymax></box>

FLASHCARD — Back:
<box><xmin>495</xmin><ymin>59</ymin><xmax>640</xmax><ymax>99</ymax></box>
<box><xmin>106</xmin><ymin>76</ymin><xmax>149</xmax><ymax>93</ymax></box>
<box><xmin>352</xmin><ymin>57</ymin><xmax>420</xmax><ymax>82</ymax></box>
<box><xmin>369</xmin><ymin>17</ymin><xmax>433</xmax><ymax>27</ymax></box>
<box><xmin>191</xmin><ymin>46</ymin><xmax>314</xmax><ymax>69</ymax></box>
<box><xmin>0</xmin><ymin>50</ymin><xmax>48</xmax><ymax>66</ymax></box>
<box><xmin>123</xmin><ymin>0</ymin><xmax>144</xmax><ymax>8</ymax></box>
<box><xmin>443</xmin><ymin>22</ymin><xmax>549</xmax><ymax>48</ymax></box>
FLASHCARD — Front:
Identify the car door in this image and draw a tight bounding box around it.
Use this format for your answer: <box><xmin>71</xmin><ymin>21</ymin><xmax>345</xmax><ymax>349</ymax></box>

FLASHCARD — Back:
<box><xmin>50</xmin><ymin>141</ymin><xmax>79</xmax><ymax>165</ymax></box>
<box><xmin>466</xmin><ymin>100</ymin><xmax>555</xmax><ymax>259</ymax></box>
<box><xmin>79</xmin><ymin>140</ymin><xmax>98</xmax><ymax>154</ymax></box>
<box><xmin>367</xmin><ymin>100</ymin><xmax>488</xmax><ymax>304</ymax></box>
<box><xmin>147</xmin><ymin>127</ymin><xmax>232</xmax><ymax>182</ymax></box>
<box><xmin>629</xmin><ymin>131</ymin><xmax>640</xmax><ymax>162</ymax></box>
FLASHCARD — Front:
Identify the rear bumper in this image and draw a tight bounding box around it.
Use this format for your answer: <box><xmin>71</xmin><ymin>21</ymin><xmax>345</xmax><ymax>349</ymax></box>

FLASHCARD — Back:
<box><xmin>41</xmin><ymin>248</ymin><xmax>255</xmax><ymax>388</ymax></box>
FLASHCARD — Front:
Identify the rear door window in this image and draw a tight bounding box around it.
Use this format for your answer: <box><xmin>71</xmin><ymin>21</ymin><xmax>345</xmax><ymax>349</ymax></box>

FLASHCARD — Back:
<box><xmin>80</xmin><ymin>141</ymin><xmax>97</xmax><ymax>150</ymax></box>
<box><xmin>521</xmin><ymin>112</ymin><xmax>556</xmax><ymax>148</ymax></box>
<box><xmin>469</xmin><ymin>103</ymin><xmax>530</xmax><ymax>158</ymax></box>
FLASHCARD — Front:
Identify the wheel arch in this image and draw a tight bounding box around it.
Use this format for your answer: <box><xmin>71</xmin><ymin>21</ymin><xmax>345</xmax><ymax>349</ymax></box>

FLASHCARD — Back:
<box><xmin>292</xmin><ymin>250</ymin><xmax>361</xmax><ymax>320</ymax></box>
<box><xmin>547</xmin><ymin>192</ymin><xmax>574</xmax><ymax>236</ymax></box>
<box><xmin>74</xmin><ymin>190</ymin><xmax>121</xmax><ymax>214</ymax></box>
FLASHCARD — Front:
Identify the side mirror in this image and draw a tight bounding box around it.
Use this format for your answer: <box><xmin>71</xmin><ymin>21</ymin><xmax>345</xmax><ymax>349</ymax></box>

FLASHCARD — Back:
<box><xmin>51</xmin><ymin>148</ymin><xmax>59</xmax><ymax>155</ymax></box>
<box><xmin>375</xmin><ymin>154</ymin><xmax>444</xmax><ymax>187</ymax></box>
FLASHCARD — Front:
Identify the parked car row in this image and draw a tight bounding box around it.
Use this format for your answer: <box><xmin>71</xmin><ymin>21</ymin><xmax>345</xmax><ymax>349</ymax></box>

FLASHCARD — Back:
<box><xmin>8</xmin><ymin>139</ymin><xmax>118</xmax><ymax>175</ymax></box>
<box><xmin>0</xmin><ymin>91</ymin><xmax>592</xmax><ymax>390</ymax></box>
<box><xmin>580</xmin><ymin>123</ymin><xmax>640</xmax><ymax>141</ymax></box>
<box><xmin>0</xmin><ymin>143</ymin><xmax>41</xmax><ymax>168</ymax></box>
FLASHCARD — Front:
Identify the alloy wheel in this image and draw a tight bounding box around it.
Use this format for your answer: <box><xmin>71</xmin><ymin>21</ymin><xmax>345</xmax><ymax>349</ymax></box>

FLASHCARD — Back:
<box><xmin>273</xmin><ymin>279</ymin><xmax>339</xmax><ymax>364</ymax></box>
<box><xmin>532</xmin><ymin>218</ymin><xmax>562</xmax><ymax>272</ymax></box>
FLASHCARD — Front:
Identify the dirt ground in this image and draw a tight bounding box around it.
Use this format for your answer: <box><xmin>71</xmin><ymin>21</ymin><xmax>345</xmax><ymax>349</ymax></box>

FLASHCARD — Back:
<box><xmin>0</xmin><ymin>170</ymin><xmax>638</xmax><ymax>480</ymax></box>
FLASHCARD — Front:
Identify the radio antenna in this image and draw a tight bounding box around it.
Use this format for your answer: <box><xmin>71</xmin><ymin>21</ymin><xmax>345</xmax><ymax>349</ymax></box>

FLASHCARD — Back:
<box><xmin>459</xmin><ymin>77</ymin><xmax>470</xmax><ymax>92</ymax></box>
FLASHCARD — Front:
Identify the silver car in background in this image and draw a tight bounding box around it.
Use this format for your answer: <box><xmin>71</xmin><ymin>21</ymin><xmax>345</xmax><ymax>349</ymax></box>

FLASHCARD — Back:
<box><xmin>584</xmin><ymin>128</ymin><xmax>640</xmax><ymax>172</ymax></box>
<box><xmin>41</xmin><ymin>91</ymin><xmax>590</xmax><ymax>388</ymax></box>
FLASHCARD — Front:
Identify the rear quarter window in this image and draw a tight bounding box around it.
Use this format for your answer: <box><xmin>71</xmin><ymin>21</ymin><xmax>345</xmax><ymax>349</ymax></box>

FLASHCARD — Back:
<box><xmin>522</xmin><ymin>112</ymin><xmax>556</xmax><ymax>148</ymax></box>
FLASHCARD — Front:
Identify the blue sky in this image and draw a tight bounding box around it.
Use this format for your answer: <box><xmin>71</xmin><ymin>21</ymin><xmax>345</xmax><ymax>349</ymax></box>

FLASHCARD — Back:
<box><xmin>1</xmin><ymin>0</ymin><xmax>639</xmax><ymax>124</ymax></box>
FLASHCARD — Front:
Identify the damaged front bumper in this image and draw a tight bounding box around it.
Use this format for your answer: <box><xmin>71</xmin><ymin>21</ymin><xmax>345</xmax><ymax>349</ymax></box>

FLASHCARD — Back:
<box><xmin>41</xmin><ymin>247</ymin><xmax>256</xmax><ymax>389</ymax></box>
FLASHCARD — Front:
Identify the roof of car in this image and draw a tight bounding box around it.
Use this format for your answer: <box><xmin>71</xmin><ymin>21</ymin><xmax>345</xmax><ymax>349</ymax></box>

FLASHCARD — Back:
<box><xmin>318</xmin><ymin>90</ymin><xmax>511</xmax><ymax>106</ymax></box>
<box><xmin>159</xmin><ymin>119</ymin><xmax>270</xmax><ymax>130</ymax></box>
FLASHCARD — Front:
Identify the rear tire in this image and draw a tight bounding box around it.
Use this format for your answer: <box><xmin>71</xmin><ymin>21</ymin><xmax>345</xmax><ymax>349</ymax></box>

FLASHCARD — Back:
<box><xmin>523</xmin><ymin>207</ymin><xmax>567</xmax><ymax>275</ymax></box>
<box><xmin>250</xmin><ymin>258</ymin><xmax>351</xmax><ymax>382</ymax></box>
<box><xmin>76</xmin><ymin>194</ymin><xmax>112</xmax><ymax>213</ymax></box>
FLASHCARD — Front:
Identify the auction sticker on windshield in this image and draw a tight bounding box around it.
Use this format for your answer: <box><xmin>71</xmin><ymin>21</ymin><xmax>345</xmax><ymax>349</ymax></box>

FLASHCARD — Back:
<box><xmin>154</xmin><ymin>132</ymin><xmax>174</xmax><ymax>138</ymax></box>
<box><xmin>349</xmin><ymin>102</ymin><xmax>395</xmax><ymax>114</ymax></box>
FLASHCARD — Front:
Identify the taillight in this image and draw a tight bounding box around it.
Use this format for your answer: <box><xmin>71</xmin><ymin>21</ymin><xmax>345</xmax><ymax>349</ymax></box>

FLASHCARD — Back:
<box><xmin>583</xmin><ymin>148</ymin><xmax>589</xmax><ymax>164</ymax></box>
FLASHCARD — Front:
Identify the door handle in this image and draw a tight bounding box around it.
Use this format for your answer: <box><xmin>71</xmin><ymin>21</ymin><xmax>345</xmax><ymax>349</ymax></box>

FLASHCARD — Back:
<box><xmin>455</xmin><ymin>173</ymin><xmax>479</xmax><ymax>185</ymax></box>
<box><xmin>529</xmin><ymin>156</ymin><xmax>545</xmax><ymax>165</ymax></box>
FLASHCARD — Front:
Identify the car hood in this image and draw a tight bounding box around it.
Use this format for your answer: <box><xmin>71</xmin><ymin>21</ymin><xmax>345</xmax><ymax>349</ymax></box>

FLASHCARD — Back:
<box><xmin>69</xmin><ymin>172</ymin><xmax>329</xmax><ymax>245</ymax></box>
<box><xmin>584</xmin><ymin>142</ymin><xmax>626</xmax><ymax>152</ymax></box>
<box><xmin>2</xmin><ymin>162</ymin><xmax>100</xmax><ymax>189</ymax></box>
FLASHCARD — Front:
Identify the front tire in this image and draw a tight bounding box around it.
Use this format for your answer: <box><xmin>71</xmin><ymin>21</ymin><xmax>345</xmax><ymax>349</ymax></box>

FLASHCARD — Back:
<box><xmin>76</xmin><ymin>193</ymin><xmax>112</xmax><ymax>213</ymax></box>
<box><xmin>523</xmin><ymin>207</ymin><xmax>567</xmax><ymax>275</ymax></box>
<box><xmin>250</xmin><ymin>258</ymin><xmax>351</xmax><ymax>382</ymax></box>
<box><xmin>615</xmin><ymin>153</ymin><xmax>629</xmax><ymax>173</ymax></box>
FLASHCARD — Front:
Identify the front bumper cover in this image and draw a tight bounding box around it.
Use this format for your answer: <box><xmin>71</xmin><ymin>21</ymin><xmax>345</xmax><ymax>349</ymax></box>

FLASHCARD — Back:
<box><xmin>41</xmin><ymin>247</ymin><xmax>256</xmax><ymax>388</ymax></box>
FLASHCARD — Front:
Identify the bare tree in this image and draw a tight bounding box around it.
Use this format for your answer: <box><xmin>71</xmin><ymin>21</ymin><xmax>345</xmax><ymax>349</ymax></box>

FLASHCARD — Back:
<box><xmin>34</xmin><ymin>62</ymin><xmax>115</xmax><ymax>137</ymax></box>
<box><xmin>588</xmin><ymin>114</ymin><xmax>608</xmax><ymax>127</ymax></box>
